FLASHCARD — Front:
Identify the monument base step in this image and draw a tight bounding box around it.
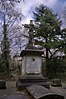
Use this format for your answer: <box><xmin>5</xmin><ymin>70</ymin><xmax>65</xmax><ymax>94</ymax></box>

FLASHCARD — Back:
<box><xmin>16</xmin><ymin>76</ymin><xmax>50</xmax><ymax>90</ymax></box>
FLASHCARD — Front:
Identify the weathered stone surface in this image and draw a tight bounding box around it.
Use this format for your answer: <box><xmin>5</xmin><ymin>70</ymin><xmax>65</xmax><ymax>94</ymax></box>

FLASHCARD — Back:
<box><xmin>25</xmin><ymin>56</ymin><xmax>41</xmax><ymax>74</ymax></box>
<box><xmin>16</xmin><ymin>76</ymin><xmax>50</xmax><ymax>90</ymax></box>
<box><xmin>19</xmin><ymin>26</ymin><xmax>49</xmax><ymax>93</ymax></box>
<box><xmin>26</xmin><ymin>85</ymin><xmax>64</xmax><ymax>99</ymax></box>
<box><xmin>21</xmin><ymin>50</ymin><xmax>43</xmax><ymax>76</ymax></box>
<box><xmin>0</xmin><ymin>80</ymin><xmax>6</xmax><ymax>89</ymax></box>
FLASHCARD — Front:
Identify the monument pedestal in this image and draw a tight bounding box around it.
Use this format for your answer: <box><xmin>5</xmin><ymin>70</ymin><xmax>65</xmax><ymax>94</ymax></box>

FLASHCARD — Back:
<box><xmin>16</xmin><ymin>75</ymin><xmax>49</xmax><ymax>90</ymax></box>
<box><xmin>16</xmin><ymin>48</ymin><xmax>50</xmax><ymax>90</ymax></box>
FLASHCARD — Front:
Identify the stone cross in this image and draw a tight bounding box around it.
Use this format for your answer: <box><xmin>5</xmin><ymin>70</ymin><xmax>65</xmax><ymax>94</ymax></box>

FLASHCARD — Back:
<box><xmin>23</xmin><ymin>20</ymin><xmax>35</xmax><ymax>45</ymax></box>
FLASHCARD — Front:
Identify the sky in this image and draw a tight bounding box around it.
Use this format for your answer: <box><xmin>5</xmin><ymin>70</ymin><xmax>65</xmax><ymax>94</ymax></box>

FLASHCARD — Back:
<box><xmin>16</xmin><ymin>0</ymin><xmax>66</xmax><ymax>27</ymax></box>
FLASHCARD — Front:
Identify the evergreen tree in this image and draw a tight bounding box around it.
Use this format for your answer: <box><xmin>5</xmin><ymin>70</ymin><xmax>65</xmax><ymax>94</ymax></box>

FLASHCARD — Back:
<box><xmin>1</xmin><ymin>16</ymin><xmax>10</xmax><ymax>74</ymax></box>
<box><xmin>34</xmin><ymin>5</ymin><xmax>62</xmax><ymax>61</ymax></box>
<box><xmin>33</xmin><ymin>5</ymin><xmax>65</xmax><ymax>78</ymax></box>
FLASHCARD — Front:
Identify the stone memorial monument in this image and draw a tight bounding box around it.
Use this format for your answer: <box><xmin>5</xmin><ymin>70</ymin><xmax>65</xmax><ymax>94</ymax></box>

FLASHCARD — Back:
<box><xmin>16</xmin><ymin>20</ymin><xmax>49</xmax><ymax>90</ymax></box>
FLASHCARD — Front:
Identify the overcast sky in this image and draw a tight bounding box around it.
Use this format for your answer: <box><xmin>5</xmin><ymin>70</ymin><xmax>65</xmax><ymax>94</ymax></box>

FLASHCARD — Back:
<box><xmin>16</xmin><ymin>0</ymin><xmax>66</xmax><ymax>27</ymax></box>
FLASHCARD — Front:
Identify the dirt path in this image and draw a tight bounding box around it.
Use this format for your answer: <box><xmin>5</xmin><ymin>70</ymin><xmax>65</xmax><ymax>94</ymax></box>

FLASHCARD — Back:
<box><xmin>0</xmin><ymin>81</ymin><xmax>66</xmax><ymax>99</ymax></box>
<box><xmin>0</xmin><ymin>81</ymin><xmax>16</xmax><ymax>96</ymax></box>
<box><xmin>0</xmin><ymin>81</ymin><xmax>28</xmax><ymax>99</ymax></box>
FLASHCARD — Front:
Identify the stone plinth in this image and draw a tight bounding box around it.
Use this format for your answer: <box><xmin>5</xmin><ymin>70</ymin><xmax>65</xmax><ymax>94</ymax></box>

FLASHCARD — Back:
<box><xmin>16</xmin><ymin>46</ymin><xmax>49</xmax><ymax>90</ymax></box>
<box><xmin>26</xmin><ymin>85</ymin><xmax>64</xmax><ymax>99</ymax></box>
<box><xmin>16</xmin><ymin>75</ymin><xmax>49</xmax><ymax>90</ymax></box>
<box><xmin>20</xmin><ymin>49</ymin><xmax>44</xmax><ymax>76</ymax></box>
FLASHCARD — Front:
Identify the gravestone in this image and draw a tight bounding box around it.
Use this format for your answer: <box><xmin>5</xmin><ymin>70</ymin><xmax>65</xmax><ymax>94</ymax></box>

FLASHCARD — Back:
<box><xmin>51</xmin><ymin>79</ymin><xmax>62</xmax><ymax>87</ymax></box>
<box><xmin>21</xmin><ymin>49</ymin><xmax>43</xmax><ymax>76</ymax></box>
<box><xmin>16</xmin><ymin>20</ymin><xmax>49</xmax><ymax>90</ymax></box>
<box><xmin>26</xmin><ymin>85</ymin><xmax>64</xmax><ymax>99</ymax></box>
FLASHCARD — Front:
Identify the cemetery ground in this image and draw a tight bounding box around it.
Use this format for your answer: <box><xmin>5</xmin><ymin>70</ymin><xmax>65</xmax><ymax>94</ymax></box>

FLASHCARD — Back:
<box><xmin>0</xmin><ymin>79</ymin><xmax>66</xmax><ymax>99</ymax></box>
<box><xmin>0</xmin><ymin>81</ymin><xmax>29</xmax><ymax>99</ymax></box>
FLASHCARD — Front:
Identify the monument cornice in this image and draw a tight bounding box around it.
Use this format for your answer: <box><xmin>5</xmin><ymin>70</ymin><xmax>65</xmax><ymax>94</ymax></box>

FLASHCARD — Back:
<box><xmin>20</xmin><ymin>49</ymin><xmax>44</xmax><ymax>57</ymax></box>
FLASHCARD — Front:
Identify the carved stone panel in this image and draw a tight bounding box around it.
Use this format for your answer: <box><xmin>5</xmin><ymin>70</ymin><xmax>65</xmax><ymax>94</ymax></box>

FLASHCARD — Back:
<box><xmin>25</xmin><ymin>56</ymin><xmax>41</xmax><ymax>74</ymax></box>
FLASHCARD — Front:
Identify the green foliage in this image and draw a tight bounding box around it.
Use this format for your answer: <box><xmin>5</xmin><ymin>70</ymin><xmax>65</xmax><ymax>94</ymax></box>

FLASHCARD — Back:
<box><xmin>33</xmin><ymin>5</ymin><xmax>66</xmax><ymax>78</ymax></box>
<box><xmin>0</xmin><ymin>55</ymin><xmax>5</xmax><ymax>72</ymax></box>
<box><xmin>1</xmin><ymin>19</ymin><xmax>10</xmax><ymax>74</ymax></box>
<box><xmin>46</xmin><ymin>58</ymin><xmax>66</xmax><ymax>79</ymax></box>
<box><xmin>34</xmin><ymin>5</ymin><xmax>62</xmax><ymax>52</ymax></box>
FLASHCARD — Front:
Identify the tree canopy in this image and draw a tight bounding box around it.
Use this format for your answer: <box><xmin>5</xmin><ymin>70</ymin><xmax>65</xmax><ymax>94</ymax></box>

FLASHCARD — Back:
<box><xmin>34</xmin><ymin>5</ymin><xmax>63</xmax><ymax>60</ymax></box>
<box><xmin>33</xmin><ymin>5</ymin><xmax>66</xmax><ymax>78</ymax></box>
<box><xmin>1</xmin><ymin>17</ymin><xmax>10</xmax><ymax>73</ymax></box>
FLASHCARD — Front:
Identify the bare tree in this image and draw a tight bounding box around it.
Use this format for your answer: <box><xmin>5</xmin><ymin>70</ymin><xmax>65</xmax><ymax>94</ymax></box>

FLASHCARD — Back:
<box><xmin>0</xmin><ymin>0</ymin><xmax>25</xmax><ymax>55</ymax></box>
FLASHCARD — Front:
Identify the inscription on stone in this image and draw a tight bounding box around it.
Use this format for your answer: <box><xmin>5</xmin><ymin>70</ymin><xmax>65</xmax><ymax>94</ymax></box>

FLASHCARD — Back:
<box><xmin>26</xmin><ymin>56</ymin><xmax>41</xmax><ymax>74</ymax></box>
